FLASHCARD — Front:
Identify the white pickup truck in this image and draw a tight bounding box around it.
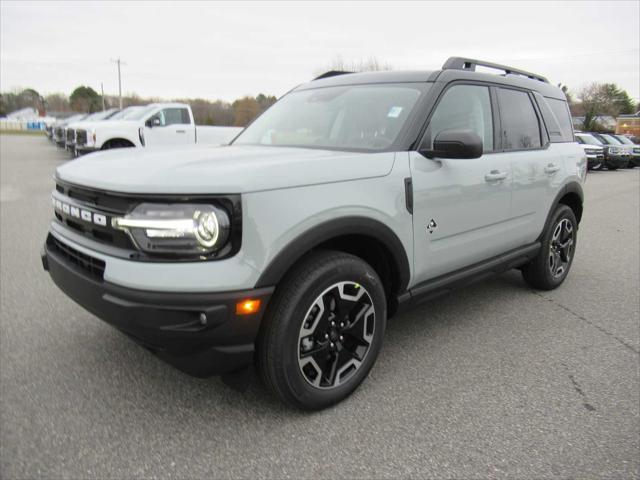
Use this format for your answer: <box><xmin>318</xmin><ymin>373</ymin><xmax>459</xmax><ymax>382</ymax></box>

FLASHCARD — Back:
<box><xmin>74</xmin><ymin>103</ymin><xmax>243</xmax><ymax>154</ymax></box>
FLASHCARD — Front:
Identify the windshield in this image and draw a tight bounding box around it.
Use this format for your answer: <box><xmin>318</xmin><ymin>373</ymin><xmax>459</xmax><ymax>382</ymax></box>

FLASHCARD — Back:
<box><xmin>576</xmin><ymin>134</ymin><xmax>603</xmax><ymax>146</ymax></box>
<box><xmin>86</xmin><ymin>110</ymin><xmax>116</xmax><ymax>121</ymax></box>
<box><xmin>121</xmin><ymin>105</ymin><xmax>155</xmax><ymax>120</ymax></box>
<box><xmin>108</xmin><ymin>107</ymin><xmax>137</xmax><ymax>120</ymax></box>
<box><xmin>615</xmin><ymin>135</ymin><xmax>634</xmax><ymax>145</ymax></box>
<box><xmin>599</xmin><ymin>134</ymin><xmax>622</xmax><ymax>145</ymax></box>
<box><xmin>232</xmin><ymin>83</ymin><xmax>427</xmax><ymax>151</ymax></box>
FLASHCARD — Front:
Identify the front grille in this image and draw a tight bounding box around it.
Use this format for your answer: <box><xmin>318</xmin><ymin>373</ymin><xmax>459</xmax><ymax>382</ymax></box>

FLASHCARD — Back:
<box><xmin>634</xmin><ymin>148</ymin><xmax>640</xmax><ymax>154</ymax></box>
<box><xmin>54</xmin><ymin>127</ymin><xmax>64</xmax><ymax>140</ymax></box>
<box><xmin>66</xmin><ymin>129</ymin><xmax>75</xmax><ymax>143</ymax></box>
<box><xmin>52</xmin><ymin>185</ymin><xmax>134</xmax><ymax>250</ymax></box>
<box><xmin>53</xmin><ymin>179</ymin><xmax>242</xmax><ymax>262</ymax></box>
<box><xmin>76</xmin><ymin>129</ymin><xmax>87</xmax><ymax>146</ymax></box>
<box><xmin>47</xmin><ymin>234</ymin><xmax>105</xmax><ymax>280</ymax></box>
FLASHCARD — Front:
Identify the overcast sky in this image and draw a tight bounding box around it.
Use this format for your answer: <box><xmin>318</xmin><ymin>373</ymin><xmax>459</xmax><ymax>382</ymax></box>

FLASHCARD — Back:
<box><xmin>1</xmin><ymin>1</ymin><xmax>638</xmax><ymax>103</ymax></box>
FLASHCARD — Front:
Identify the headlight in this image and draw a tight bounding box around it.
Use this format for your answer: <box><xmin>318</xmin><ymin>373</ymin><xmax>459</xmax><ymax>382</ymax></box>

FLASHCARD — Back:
<box><xmin>112</xmin><ymin>203</ymin><xmax>230</xmax><ymax>257</ymax></box>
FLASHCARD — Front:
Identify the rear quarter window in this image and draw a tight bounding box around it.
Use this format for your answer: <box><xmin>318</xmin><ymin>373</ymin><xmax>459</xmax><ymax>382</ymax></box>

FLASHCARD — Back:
<box><xmin>545</xmin><ymin>98</ymin><xmax>574</xmax><ymax>142</ymax></box>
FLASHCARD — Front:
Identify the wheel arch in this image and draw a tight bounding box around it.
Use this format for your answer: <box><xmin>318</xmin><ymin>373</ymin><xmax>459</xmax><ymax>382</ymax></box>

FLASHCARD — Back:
<box><xmin>539</xmin><ymin>182</ymin><xmax>584</xmax><ymax>241</ymax></box>
<box><xmin>100</xmin><ymin>137</ymin><xmax>136</xmax><ymax>149</ymax></box>
<box><xmin>255</xmin><ymin>216</ymin><xmax>411</xmax><ymax>316</ymax></box>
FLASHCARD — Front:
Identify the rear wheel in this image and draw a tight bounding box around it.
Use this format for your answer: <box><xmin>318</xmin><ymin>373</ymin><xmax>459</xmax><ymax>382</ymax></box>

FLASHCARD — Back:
<box><xmin>257</xmin><ymin>250</ymin><xmax>386</xmax><ymax>410</ymax></box>
<box><xmin>522</xmin><ymin>205</ymin><xmax>577</xmax><ymax>290</ymax></box>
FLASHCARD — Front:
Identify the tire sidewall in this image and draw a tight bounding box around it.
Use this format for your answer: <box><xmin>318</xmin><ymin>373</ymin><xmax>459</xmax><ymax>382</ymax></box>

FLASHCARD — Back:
<box><xmin>541</xmin><ymin>205</ymin><xmax>578</xmax><ymax>288</ymax></box>
<box><xmin>276</xmin><ymin>256</ymin><xmax>386</xmax><ymax>409</ymax></box>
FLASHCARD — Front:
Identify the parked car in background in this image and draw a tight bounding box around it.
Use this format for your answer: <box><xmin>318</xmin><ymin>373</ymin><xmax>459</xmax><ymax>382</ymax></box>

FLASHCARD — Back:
<box><xmin>53</xmin><ymin>114</ymin><xmax>89</xmax><ymax>147</ymax></box>
<box><xmin>574</xmin><ymin>133</ymin><xmax>605</xmax><ymax>170</ymax></box>
<box><xmin>74</xmin><ymin>103</ymin><xmax>242</xmax><ymax>154</ymax></box>
<box><xmin>587</xmin><ymin>132</ymin><xmax>630</xmax><ymax>170</ymax></box>
<box><xmin>65</xmin><ymin>109</ymin><xmax>120</xmax><ymax>152</ymax></box>
<box><xmin>612</xmin><ymin>134</ymin><xmax>640</xmax><ymax>167</ymax></box>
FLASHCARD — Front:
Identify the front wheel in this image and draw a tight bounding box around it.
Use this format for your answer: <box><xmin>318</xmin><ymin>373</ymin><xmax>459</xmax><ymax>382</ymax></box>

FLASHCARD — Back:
<box><xmin>522</xmin><ymin>205</ymin><xmax>577</xmax><ymax>290</ymax></box>
<box><xmin>257</xmin><ymin>251</ymin><xmax>386</xmax><ymax>410</ymax></box>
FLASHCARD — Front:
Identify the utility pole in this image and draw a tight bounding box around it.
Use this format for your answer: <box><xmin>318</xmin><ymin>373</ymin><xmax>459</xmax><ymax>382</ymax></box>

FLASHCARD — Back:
<box><xmin>101</xmin><ymin>82</ymin><xmax>106</xmax><ymax>111</ymax></box>
<box><xmin>110</xmin><ymin>57</ymin><xmax>126</xmax><ymax>109</ymax></box>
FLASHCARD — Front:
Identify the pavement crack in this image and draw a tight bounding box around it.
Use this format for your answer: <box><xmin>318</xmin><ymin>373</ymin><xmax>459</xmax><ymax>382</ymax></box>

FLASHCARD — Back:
<box><xmin>561</xmin><ymin>362</ymin><xmax>596</xmax><ymax>412</ymax></box>
<box><xmin>533</xmin><ymin>291</ymin><xmax>639</xmax><ymax>355</ymax></box>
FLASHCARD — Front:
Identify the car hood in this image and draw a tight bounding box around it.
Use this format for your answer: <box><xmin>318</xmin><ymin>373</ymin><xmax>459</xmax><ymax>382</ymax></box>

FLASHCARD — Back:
<box><xmin>55</xmin><ymin>145</ymin><xmax>396</xmax><ymax>194</ymax></box>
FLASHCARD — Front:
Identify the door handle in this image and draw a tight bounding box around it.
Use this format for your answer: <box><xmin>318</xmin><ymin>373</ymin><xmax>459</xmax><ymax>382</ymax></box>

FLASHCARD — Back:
<box><xmin>484</xmin><ymin>170</ymin><xmax>508</xmax><ymax>182</ymax></box>
<box><xmin>544</xmin><ymin>163</ymin><xmax>560</xmax><ymax>174</ymax></box>
<box><xmin>176</xmin><ymin>129</ymin><xmax>186</xmax><ymax>134</ymax></box>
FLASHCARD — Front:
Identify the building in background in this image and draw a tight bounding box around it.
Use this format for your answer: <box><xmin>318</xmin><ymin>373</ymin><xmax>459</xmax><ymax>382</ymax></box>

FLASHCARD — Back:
<box><xmin>616</xmin><ymin>112</ymin><xmax>640</xmax><ymax>136</ymax></box>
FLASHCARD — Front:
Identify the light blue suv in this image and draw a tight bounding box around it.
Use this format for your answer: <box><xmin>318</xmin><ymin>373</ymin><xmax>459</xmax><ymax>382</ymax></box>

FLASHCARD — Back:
<box><xmin>42</xmin><ymin>57</ymin><xmax>586</xmax><ymax>409</ymax></box>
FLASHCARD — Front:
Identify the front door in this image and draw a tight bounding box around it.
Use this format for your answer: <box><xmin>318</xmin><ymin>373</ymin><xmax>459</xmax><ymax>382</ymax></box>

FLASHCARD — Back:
<box><xmin>410</xmin><ymin>83</ymin><xmax>513</xmax><ymax>284</ymax></box>
<box><xmin>144</xmin><ymin>107</ymin><xmax>195</xmax><ymax>146</ymax></box>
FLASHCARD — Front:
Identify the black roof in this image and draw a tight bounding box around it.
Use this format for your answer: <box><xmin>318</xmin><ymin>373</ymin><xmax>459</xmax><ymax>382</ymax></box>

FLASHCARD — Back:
<box><xmin>297</xmin><ymin>56</ymin><xmax>565</xmax><ymax>100</ymax></box>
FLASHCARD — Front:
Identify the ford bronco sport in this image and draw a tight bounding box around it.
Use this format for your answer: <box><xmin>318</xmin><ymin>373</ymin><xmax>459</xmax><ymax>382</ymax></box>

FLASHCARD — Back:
<box><xmin>42</xmin><ymin>57</ymin><xmax>586</xmax><ymax>410</ymax></box>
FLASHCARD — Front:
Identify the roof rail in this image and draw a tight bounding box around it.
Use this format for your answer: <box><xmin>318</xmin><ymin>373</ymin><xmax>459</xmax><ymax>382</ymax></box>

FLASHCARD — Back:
<box><xmin>313</xmin><ymin>70</ymin><xmax>353</xmax><ymax>81</ymax></box>
<box><xmin>442</xmin><ymin>57</ymin><xmax>549</xmax><ymax>83</ymax></box>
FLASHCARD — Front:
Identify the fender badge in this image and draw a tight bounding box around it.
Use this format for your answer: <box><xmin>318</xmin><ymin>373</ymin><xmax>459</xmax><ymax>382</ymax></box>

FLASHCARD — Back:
<box><xmin>427</xmin><ymin>219</ymin><xmax>438</xmax><ymax>234</ymax></box>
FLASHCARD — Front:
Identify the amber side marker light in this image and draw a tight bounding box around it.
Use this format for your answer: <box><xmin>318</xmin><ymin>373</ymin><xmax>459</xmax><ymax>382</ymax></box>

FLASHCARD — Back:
<box><xmin>236</xmin><ymin>299</ymin><xmax>261</xmax><ymax>315</ymax></box>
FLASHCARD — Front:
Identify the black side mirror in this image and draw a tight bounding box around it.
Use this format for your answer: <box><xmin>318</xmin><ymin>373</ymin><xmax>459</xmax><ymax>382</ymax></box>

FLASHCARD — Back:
<box><xmin>421</xmin><ymin>129</ymin><xmax>483</xmax><ymax>159</ymax></box>
<box><xmin>146</xmin><ymin>117</ymin><xmax>161</xmax><ymax>128</ymax></box>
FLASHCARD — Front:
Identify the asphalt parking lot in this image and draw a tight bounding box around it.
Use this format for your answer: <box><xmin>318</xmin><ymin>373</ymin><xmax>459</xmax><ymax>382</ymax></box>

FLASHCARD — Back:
<box><xmin>1</xmin><ymin>134</ymin><xmax>638</xmax><ymax>479</ymax></box>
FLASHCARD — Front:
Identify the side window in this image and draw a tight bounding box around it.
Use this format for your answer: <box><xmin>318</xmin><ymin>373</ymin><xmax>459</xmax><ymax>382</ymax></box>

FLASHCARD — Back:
<box><xmin>147</xmin><ymin>111</ymin><xmax>165</xmax><ymax>127</ymax></box>
<box><xmin>162</xmin><ymin>108</ymin><xmax>190</xmax><ymax>126</ymax></box>
<box><xmin>497</xmin><ymin>88</ymin><xmax>542</xmax><ymax>150</ymax></box>
<box><xmin>546</xmin><ymin>98</ymin><xmax>574</xmax><ymax>142</ymax></box>
<box><xmin>426</xmin><ymin>84</ymin><xmax>494</xmax><ymax>152</ymax></box>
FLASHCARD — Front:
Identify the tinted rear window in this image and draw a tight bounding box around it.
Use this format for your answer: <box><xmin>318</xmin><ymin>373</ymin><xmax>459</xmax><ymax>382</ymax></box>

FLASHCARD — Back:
<box><xmin>497</xmin><ymin>88</ymin><xmax>541</xmax><ymax>150</ymax></box>
<box><xmin>546</xmin><ymin>98</ymin><xmax>574</xmax><ymax>142</ymax></box>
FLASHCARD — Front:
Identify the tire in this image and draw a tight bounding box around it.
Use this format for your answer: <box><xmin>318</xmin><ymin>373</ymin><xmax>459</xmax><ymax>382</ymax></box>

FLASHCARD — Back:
<box><xmin>257</xmin><ymin>250</ymin><xmax>387</xmax><ymax>410</ymax></box>
<box><xmin>522</xmin><ymin>204</ymin><xmax>577</xmax><ymax>290</ymax></box>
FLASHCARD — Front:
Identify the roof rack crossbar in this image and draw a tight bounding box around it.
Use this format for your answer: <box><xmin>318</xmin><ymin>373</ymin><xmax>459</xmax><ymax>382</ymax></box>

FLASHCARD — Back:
<box><xmin>442</xmin><ymin>57</ymin><xmax>549</xmax><ymax>83</ymax></box>
<box><xmin>313</xmin><ymin>70</ymin><xmax>353</xmax><ymax>81</ymax></box>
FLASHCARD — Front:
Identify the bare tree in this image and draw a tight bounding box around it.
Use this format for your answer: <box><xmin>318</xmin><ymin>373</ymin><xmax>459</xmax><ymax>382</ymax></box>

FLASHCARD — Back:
<box><xmin>579</xmin><ymin>82</ymin><xmax>636</xmax><ymax>131</ymax></box>
<box><xmin>316</xmin><ymin>55</ymin><xmax>392</xmax><ymax>76</ymax></box>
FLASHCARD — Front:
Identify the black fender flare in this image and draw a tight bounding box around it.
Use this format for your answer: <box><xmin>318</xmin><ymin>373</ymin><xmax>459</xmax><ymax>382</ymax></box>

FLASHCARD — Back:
<box><xmin>254</xmin><ymin>216</ymin><xmax>411</xmax><ymax>292</ymax></box>
<box><xmin>538</xmin><ymin>181</ymin><xmax>584</xmax><ymax>241</ymax></box>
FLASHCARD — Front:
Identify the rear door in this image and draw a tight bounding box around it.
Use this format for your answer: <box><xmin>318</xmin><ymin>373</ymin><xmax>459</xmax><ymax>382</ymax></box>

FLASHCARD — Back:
<box><xmin>501</xmin><ymin>88</ymin><xmax>568</xmax><ymax>246</ymax></box>
<box><xmin>144</xmin><ymin>107</ymin><xmax>195</xmax><ymax>146</ymax></box>
<box><xmin>410</xmin><ymin>83</ymin><xmax>513</xmax><ymax>283</ymax></box>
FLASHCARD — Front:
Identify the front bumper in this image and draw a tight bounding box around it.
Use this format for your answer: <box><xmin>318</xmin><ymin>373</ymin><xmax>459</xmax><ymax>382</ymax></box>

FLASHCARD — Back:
<box><xmin>41</xmin><ymin>235</ymin><xmax>274</xmax><ymax>377</ymax></box>
<box><xmin>605</xmin><ymin>154</ymin><xmax>630</xmax><ymax>168</ymax></box>
<box><xmin>586</xmin><ymin>154</ymin><xmax>604</xmax><ymax>168</ymax></box>
<box><xmin>75</xmin><ymin>145</ymin><xmax>99</xmax><ymax>155</ymax></box>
